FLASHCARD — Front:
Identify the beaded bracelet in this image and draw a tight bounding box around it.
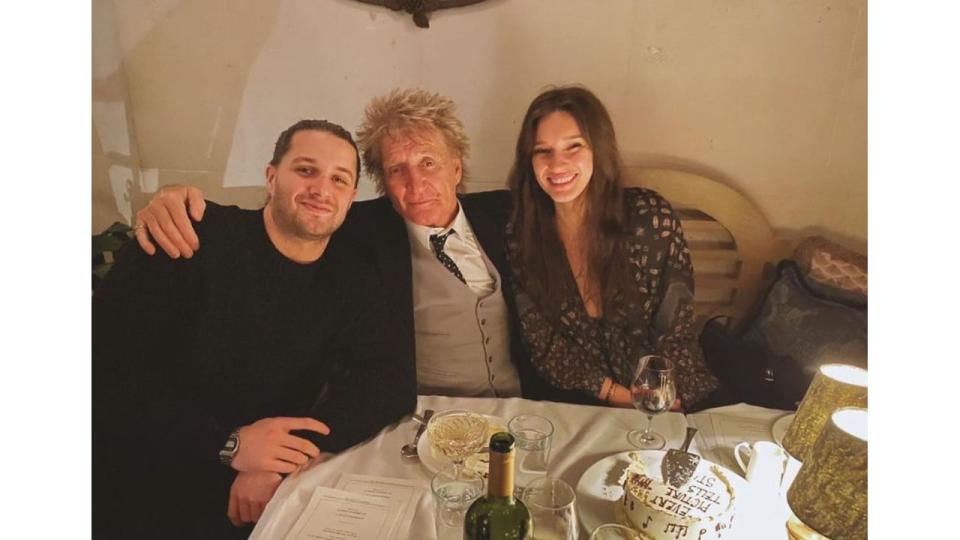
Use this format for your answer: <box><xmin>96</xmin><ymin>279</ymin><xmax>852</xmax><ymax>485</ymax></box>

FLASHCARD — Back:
<box><xmin>603</xmin><ymin>380</ymin><xmax>616</xmax><ymax>402</ymax></box>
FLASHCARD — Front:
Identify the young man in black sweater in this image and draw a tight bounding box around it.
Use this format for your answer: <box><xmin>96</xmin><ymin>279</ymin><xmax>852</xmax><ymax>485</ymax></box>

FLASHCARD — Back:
<box><xmin>92</xmin><ymin>120</ymin><xmax>416</xmax><ymax>539</ymax></box>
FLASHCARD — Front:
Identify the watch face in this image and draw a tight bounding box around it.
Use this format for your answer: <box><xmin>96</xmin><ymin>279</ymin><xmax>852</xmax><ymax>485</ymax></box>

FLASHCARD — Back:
<box><xmin>219</xmin><ymin>432</ymin><xmax>240</xmax><ymax>464</ymax></box>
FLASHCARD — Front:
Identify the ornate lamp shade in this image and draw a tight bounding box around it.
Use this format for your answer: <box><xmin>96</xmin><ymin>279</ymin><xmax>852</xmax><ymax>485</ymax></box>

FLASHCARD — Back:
<box><xmin>782</xmin><ymin>364</ymin><xmax>867</xmax><ymax>462</ymax></box>
<box><xmin>787</xmin><ymin>408</ymin><xmax>867</xmax><ymax>540</ymax></box>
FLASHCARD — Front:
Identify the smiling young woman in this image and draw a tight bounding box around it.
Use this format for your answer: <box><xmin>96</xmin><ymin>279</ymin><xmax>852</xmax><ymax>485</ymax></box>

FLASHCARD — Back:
<box><xmin>505</xmin><ymin>86</ymin><xmax>721</xmax><ymax>411</ymax></box>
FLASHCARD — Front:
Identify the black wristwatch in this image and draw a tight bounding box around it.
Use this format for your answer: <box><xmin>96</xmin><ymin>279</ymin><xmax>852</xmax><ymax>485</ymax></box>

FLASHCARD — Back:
<box><xmin>219</xmin><ymin>430</ymin><xmax>240</xmax><ymax>466</ymax></box>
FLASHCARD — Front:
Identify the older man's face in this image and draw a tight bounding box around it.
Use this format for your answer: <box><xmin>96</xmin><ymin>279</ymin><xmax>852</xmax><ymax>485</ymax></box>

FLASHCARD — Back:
<box><xmin>380</xmin><ymin>128</ymin><xmax>461</xmax><ymax>228</ymax></box>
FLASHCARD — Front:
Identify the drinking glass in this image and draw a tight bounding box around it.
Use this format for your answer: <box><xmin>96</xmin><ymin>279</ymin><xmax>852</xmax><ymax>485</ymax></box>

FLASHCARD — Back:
<box><xmin>589</xmin><ymin>523</ymin><xmax>642</xmax><ymax>540</ymax></box>
<box><xmin>627</xmin><ymin>355</ymin><xmax>676</xmax><ymax>449</ymax></box>
<box><xmin>427</xmin><ymin>409</ymin><xmax>488</xmax><ymax>477</ymax></box>
<box><xmin>431</xmin><ymin>464</ymin><xmax>485</xmax><ymax>540</ymax></box>
<box><xmin>520</xmin><ymin>477</ymin><xmax>578</xmax><ymax>540</ymax></box>
<box><xmin>507</xmin><ymin>414</ymin><xmax>554</xmax><ymax>498</ymax></box>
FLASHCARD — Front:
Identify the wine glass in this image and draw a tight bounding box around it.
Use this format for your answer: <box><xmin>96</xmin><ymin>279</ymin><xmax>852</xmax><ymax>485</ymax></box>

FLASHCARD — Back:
<box><xmin>627</xmin><ymin>355</ymin><xmax>676</xmax><ymax>449</ymax></box>
<box><xmin>427</xmin><ymin>409</ymin><xmax>488</xmax><ymax>478</ymax></box>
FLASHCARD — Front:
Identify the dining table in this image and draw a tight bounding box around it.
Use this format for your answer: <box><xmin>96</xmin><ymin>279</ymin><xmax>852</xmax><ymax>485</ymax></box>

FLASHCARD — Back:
<box><xmin>249</xmin><ymin>395</ymin><xmax>796</xmax><ymax>540</ymax></box>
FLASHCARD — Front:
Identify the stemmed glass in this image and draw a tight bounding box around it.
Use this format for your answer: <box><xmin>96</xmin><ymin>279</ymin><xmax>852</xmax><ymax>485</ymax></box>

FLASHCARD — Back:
<box><xmin>627</xmin><ymin>355</ymin><xmax>676</xmax><ymax>449</ymax></box>
<box><xmin>427</xmin><ymin>409</ymin><xmax>488</xmax><ymax>478</ymax></box>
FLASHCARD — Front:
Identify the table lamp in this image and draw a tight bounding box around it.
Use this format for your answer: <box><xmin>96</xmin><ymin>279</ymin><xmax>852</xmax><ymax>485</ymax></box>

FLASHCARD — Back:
<box><xmin>781</xmin><ymin>364</ymin><xmax>867</xmax><ymax>463</ymax></box>
<box><xmin>786</xmin><ymin>407</ymin><xmax>867</xmax><ymax>540</ymax></box>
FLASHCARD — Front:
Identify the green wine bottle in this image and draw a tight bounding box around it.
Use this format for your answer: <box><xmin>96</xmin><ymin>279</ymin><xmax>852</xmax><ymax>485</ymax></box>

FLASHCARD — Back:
<box><xmin>463</xmin><ymin>432</ymin><xmax>532</xmax><ymax>540</ymax></box>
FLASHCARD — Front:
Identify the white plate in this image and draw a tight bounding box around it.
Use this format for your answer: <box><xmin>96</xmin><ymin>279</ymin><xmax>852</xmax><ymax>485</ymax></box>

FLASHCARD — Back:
<box><xmin>575</xmin><ymin>450</ymin><xmax>750</xmax><ymax>536</ymax></box>
<box><xmin>417</xmin><ymin>414</ymin><xmax>508</xmax><ymax>476</ymax></box>
<box><xmin>771</xmin><ymin>413</ymin><xmax>795</xmax><ymax>446</ymax></box>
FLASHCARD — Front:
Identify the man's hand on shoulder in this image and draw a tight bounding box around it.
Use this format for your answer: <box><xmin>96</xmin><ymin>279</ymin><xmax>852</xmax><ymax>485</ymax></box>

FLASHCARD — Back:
<box><xmin>232</xmin><ymin>417</ymin><xmax>331</xmax><ymax>474</ymax></box>
<box><xmin>135</xmin><ymin>184</ymin><xmax>206</xmax><ymax>258</ymax></box>
<box><xmin>227</xmin><ymin>471</ymin><xmax>283</xmax><ymax>527</ymax></box>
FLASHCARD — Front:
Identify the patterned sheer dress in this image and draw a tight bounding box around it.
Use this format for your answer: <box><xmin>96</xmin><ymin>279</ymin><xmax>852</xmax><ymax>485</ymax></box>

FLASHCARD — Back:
<box><xmin>506</xmin><ymin>188</ymin><xmax>719</xmax><ymax>408</ymax></box>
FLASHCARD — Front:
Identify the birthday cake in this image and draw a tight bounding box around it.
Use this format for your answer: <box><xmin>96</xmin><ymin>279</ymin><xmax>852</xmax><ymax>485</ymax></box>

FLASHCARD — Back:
<box><xmin>617</xmin><ymin>452</ymin><xmax>737</xmax><ymax>540</ymax></box>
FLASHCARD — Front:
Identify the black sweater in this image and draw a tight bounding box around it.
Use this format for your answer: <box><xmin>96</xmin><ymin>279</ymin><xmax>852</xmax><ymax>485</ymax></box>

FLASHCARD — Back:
<box><xmin>93</xmin><ymin>202</ymin><xmax>415</xmax><ymax>538</ymax></box>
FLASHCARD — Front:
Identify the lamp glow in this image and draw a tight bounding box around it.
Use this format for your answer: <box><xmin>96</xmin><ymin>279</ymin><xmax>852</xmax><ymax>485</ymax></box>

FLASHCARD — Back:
<box><xmin>786</xmin><ymin>407</ymin><xmax>867</xmax><ymax>540</ymax></box>
<box><xmin>781</xmin><ymin>364</ymin><xmax>867</xmax><ymax>462</ymax></box>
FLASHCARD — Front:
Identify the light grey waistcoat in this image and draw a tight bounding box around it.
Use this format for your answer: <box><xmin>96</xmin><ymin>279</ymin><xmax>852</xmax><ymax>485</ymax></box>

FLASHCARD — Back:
<box><xmin>409</xmin><ymin>235</ymin><xmax>521</xmax><ymax>398</ymax></box>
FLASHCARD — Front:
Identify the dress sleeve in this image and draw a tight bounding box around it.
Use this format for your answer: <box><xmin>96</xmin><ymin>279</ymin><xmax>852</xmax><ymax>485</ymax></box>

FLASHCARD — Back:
<box><xmin>510</xmin><ymin>271</ymin><xmax>609</xmax><ymax>398</ymax></box>
<box><xmin>643</xmin><ymin>196</ymin><xmax>720</xmax><ymax>409</ymax></box>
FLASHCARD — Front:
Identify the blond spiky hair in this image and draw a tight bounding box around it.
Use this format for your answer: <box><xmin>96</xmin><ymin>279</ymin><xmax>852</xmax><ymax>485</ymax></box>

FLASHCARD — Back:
<box><xmin>356</xmin><ymin>88</ymin><xmax>471</xmax><ymax>194</ymax></box>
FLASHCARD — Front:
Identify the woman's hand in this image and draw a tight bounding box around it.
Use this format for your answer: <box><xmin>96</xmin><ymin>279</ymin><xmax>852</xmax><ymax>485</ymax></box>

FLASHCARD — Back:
<box><xmin>604</xmin><ymin>379</ymin><xmax>683</xmax><ymax>411</ymax></box>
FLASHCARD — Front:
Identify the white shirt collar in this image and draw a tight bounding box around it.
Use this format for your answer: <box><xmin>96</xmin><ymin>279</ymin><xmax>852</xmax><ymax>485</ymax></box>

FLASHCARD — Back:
<box><xmin>404</xmin><ymin>201</ymin><xmax>470</xmax><ymax>252</ymax></box>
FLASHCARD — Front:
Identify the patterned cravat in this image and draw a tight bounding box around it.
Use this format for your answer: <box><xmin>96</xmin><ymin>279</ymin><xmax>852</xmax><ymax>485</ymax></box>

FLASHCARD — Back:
<box><xmin>429</xmin><ymin>230</ymin><xmax>466</xmax><ymax>284</ymax></box>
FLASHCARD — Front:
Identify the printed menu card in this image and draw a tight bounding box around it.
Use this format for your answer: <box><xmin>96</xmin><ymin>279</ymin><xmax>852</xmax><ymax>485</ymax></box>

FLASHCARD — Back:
<box><xmin>283</xmin><ymin>475</ymin><xmax>422</xmax><ymax>540</ymax></box>
<box><xmin>334</xmin><ymin>474</ymin><xmax>421</xmax><ymax>538</ymax></box>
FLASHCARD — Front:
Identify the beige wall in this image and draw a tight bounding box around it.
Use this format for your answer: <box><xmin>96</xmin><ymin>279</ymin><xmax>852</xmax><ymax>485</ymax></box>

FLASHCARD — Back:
<box><xmin>92</xmin><ymin>0</ymin><xmax>867</xmax><ymax>252</ymax></box>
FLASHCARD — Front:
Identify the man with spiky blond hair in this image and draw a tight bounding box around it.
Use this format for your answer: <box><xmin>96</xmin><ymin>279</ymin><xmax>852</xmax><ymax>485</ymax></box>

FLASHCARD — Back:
<box><xmin>348</xmin><ymin>88</ymin><xmax>524</xmax><ymax>397</ymax></box>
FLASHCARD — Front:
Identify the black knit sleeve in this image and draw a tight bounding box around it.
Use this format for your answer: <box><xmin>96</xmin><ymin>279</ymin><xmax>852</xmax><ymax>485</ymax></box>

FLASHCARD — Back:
<box><xmin>93</xmin><ymin>234</ymin><xmax>232</xmax><ymax>475</ymax></box>
<box><xmin>92</xmin><ymin>205</ymin><xmax>250</xmax><ymax>478</ymax></box>
<box><xmin>303</xmin><ymin>248</ymin><xmax>417</xmax><ymax>453</ymax></box>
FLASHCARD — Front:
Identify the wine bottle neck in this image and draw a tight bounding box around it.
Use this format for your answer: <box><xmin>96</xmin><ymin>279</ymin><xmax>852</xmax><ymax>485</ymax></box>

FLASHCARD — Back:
<box><xmin>487</xmin><ymin>449</ymin><xmax>515</xmax><ymax>498</ymax></box>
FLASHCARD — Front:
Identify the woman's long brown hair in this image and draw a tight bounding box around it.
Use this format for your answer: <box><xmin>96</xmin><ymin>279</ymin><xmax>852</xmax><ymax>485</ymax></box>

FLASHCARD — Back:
<box><xmin>508</xmin><ymin>86</ymin><xmax>632</xmax><ymax>322</ymax></box>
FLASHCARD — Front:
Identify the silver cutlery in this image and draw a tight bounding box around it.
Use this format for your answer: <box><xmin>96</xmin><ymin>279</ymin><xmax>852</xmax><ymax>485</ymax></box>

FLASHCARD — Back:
<box><xmin>401</xmin><ymin>409</ymin><xmax>435</xmax><ymax>460</ymax></box>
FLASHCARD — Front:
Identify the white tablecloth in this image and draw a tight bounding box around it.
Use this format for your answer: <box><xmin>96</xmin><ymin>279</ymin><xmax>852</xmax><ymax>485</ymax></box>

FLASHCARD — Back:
<box><xmin>250</xmin><ymin>395</ymin><xmax>792</xmax><ymax>539</ymax></box>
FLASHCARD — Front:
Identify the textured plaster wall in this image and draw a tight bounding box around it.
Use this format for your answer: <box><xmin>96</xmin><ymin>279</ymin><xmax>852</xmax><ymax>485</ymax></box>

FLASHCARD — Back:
<box><xmin>92</xmin><ymin>0</ymin><xmax>867</xmax><ymax>251</ymax></box>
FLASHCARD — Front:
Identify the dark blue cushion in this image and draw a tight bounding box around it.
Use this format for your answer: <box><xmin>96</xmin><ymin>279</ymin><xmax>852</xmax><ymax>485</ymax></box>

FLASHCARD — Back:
<box><xmin>701</xmin><ymin>261</ymin><xmax>867</xmax><ymax>410</ymax></box>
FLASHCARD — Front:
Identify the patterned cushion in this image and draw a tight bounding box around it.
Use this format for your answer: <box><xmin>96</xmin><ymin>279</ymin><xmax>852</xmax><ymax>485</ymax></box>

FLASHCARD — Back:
<box><xmin>793</xmin><ymin>236</ymin><xmax>867</xmax><ymax>305</ymax></box>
